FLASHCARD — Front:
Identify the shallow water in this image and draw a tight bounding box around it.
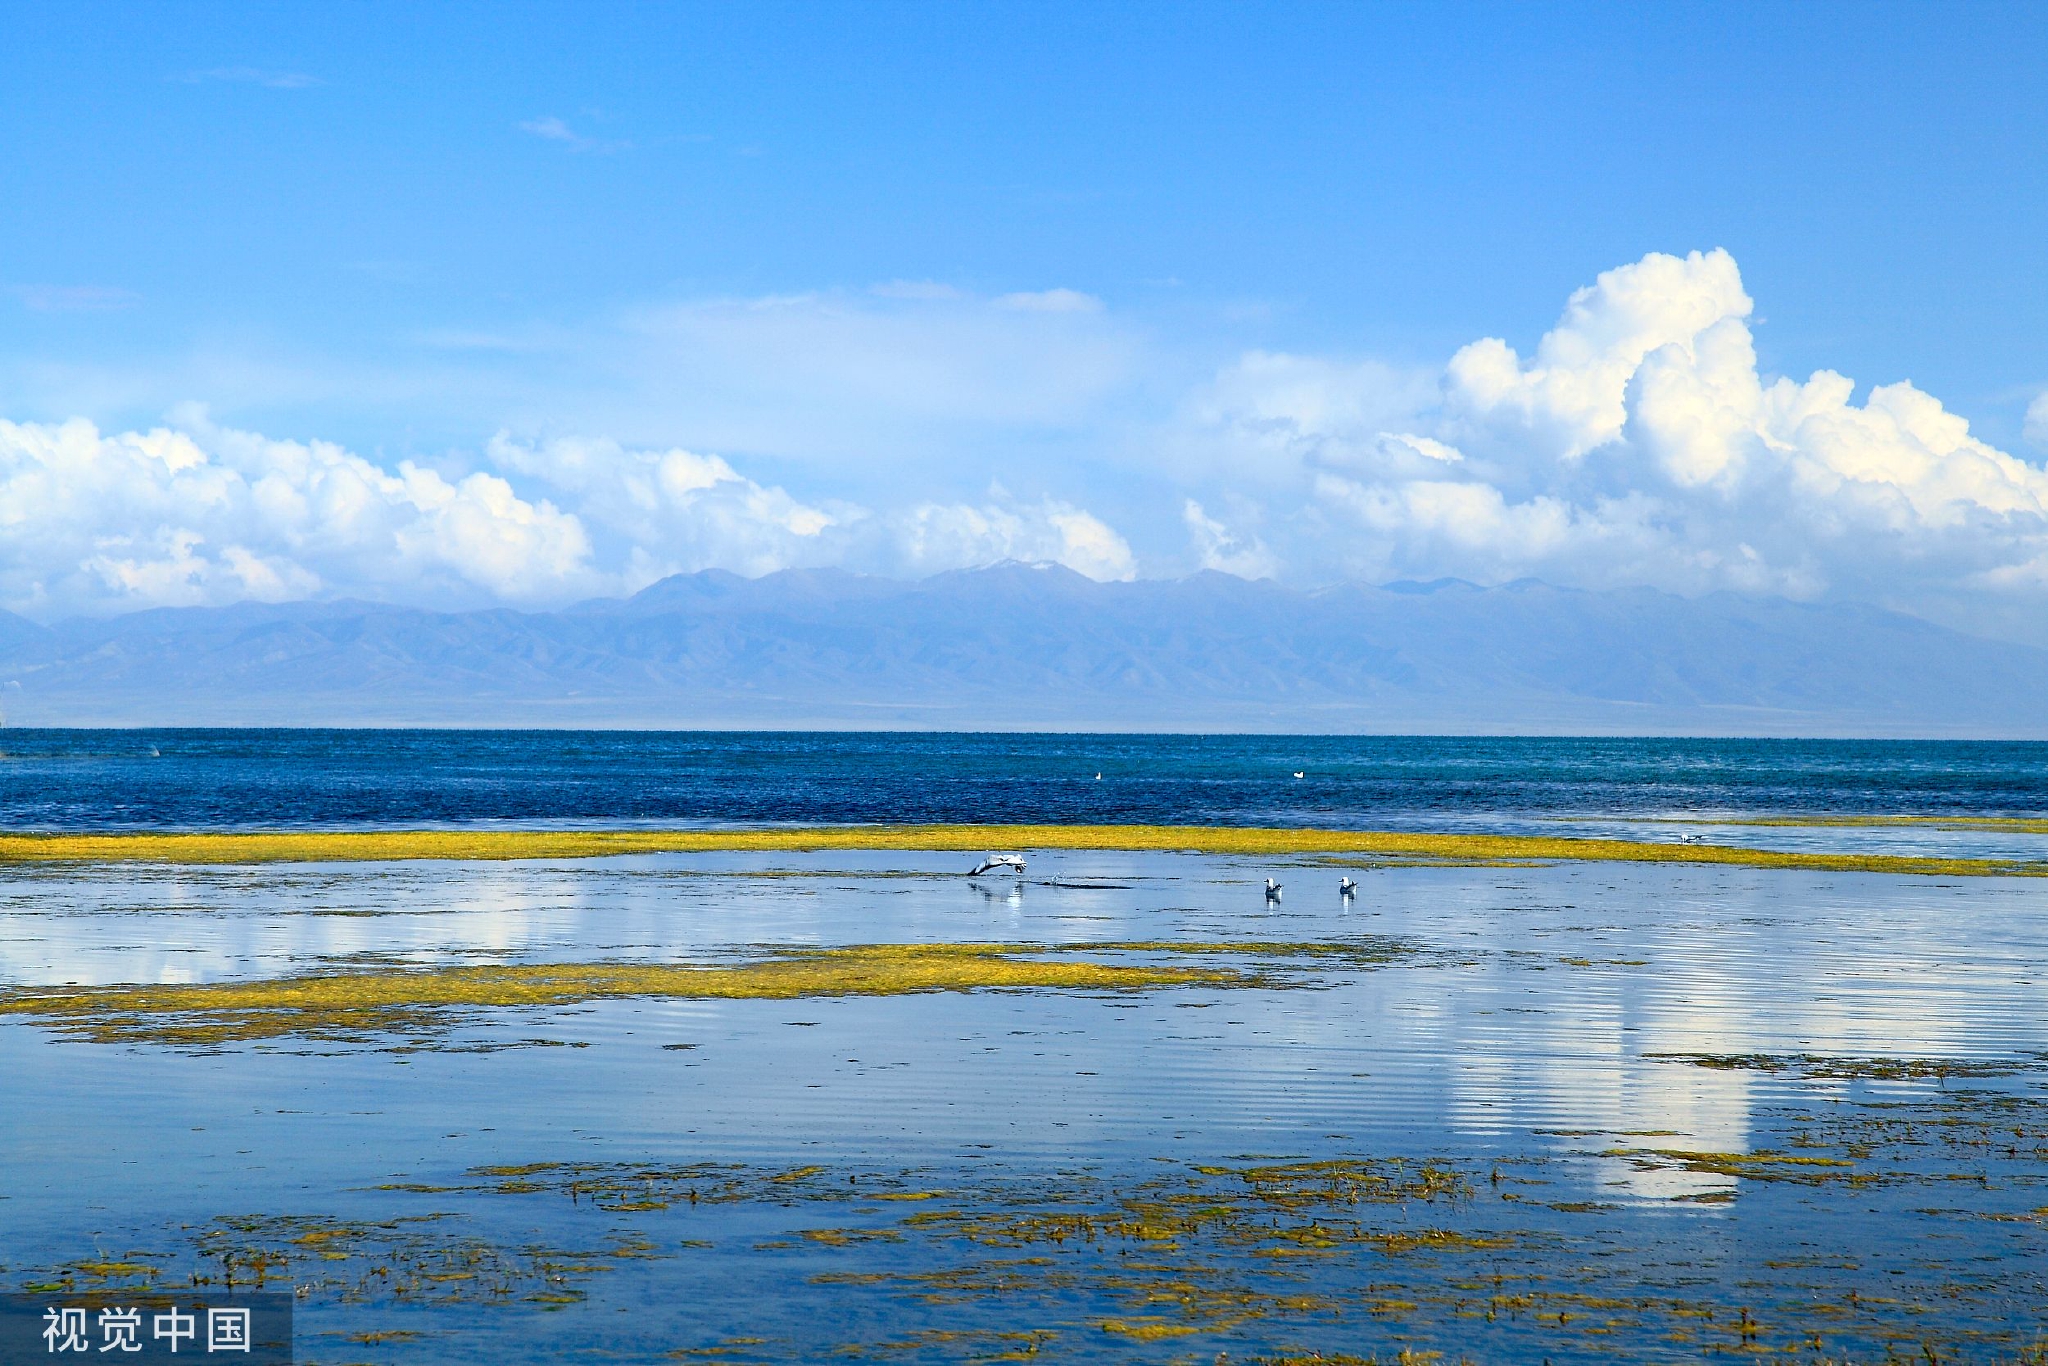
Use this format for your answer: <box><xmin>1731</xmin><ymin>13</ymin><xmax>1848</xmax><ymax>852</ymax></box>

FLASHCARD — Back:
<box><xmin>4</xmin><ymin>847</ymin><xmax>2045</xmax><ymax>1362</ymax></box>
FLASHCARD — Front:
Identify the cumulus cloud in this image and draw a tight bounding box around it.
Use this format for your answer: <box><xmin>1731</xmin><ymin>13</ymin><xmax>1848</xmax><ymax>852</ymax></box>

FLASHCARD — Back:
<box><xmin>0</xmin><ymin>415</ymin><xmax>594</xmax><ymax>616</ymax></box>
<box><xmin>9</xmin><ymin>248</ymin><xmax>2047</xmax><ymax>631</ymax></box>
<box><xmin>1443</xmin><ymin>248</ymin><xmax>1754</xmax><ymax>463</ymax></box>
<box><xmin>1200</xmin><ymin>248</ymin><xmax>2048</xmax><ymax>610</ymax></box>
<box><xmin>0</xmin><ymin>414</ymin><xmax>1142</xmax><ymax>618</ymax></box>
<box><xmin>1183</xmin><ymin>501</ymin><xmax>1278</xmax><ymax>579</ymax></box>
<box><xmin>890</xmin><ymin>498</ymin><xmax>1136</xmax><ymax>582</ymax></box>
<box><xmin>486</xmin><ymin>433</ymin><xmax>839</xmax><ymax>587</ymax></box>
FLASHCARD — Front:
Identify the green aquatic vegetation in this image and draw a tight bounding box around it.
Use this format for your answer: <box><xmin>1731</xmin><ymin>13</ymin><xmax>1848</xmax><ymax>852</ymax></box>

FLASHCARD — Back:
<box><xmin>22</xmin><ymin>1137</ymin><xmax>2044</xmax><ymax>1362</ymax></box>
<box><xmin>1317</xmin><ymin>854</ymin><xmax>1548</xmax><ymax>869</ymax></box>
<box><xmin>462</xmin><ymin>1159</ymin><xmax>985</xmax><ymax>1215</ymax></box>
<box><xmin>1190</xmin><ymin>1158</ymin><xmax>1471</xmax><ymax>1209</ymax></box>
<box><xmin>0</xmin><ymin>938</ymin><xmax>1419</xmax><ymax>1048</ymax></box>
<box><xmin>2</xmin><ymin>822</ymin><xmax>2040</xmax><ymax>875</ymax></box>
<box><xmin>1646</xmin><ymin>1051</ymin><xmax>2046</xmax><ymax>1081</ymax></box>
<box><xmin>667</xmin><ymin>1337</ymin><xmax>773</xmax><ymax>1359</ymax></box>
<box><xmin>1628</xmin><ymin>814</ymin><xmax>2048</xmax><ymax>835</ymax></box>
<box><xmin>1779</xmin><ymin>1089</ymin><xmax>2048</xmax><ymax>1171</ymax></box>
<box><xmin>65</xmin><ymin>1258</ymin><xmax>161</xmax><ymax>1281</ymax></box>
<box><xmin>1604</xmin><ymin>1146</ymin><xmax>1861</xmax><ymax>1186</ymax></box>
<box><xmin>788</xmin><ymin>1158</ymin><xmax>2029</xmax><ymax>1358</ymax></box>
<box><xmin>1099</xmin><ymin>1314</ymin><xmax>1234</xmax><ymax>1340</ymax></box>
<box><xmin>798</xmin><ymin>1227</ymin><xmax>904</xmax><ymax>1247</ymax></box>
<box><xmin>0</xmin><ymin>940</ymin><xmax>1345</xmax><ymax>1046</ymax></box>
<box><xmin>466</xmin><ymin>1154</ymin><xmax>1505</xmax><ymax>1343</ymax></box>
<box><xmin>1249</xmin><ymin>1353</ymin><xmax>1430</xmax><ymax>1365</ymax></box>
<box><xmin>23</xmin><ymin>1213</ymin><xmax>661</xmax><ymax>1308</ymax></box>
<box><xmin>834</xmin><ymin>1327</ymin><xmax>1060</xmax><ymax>1359</ymax></box>
<box><xmin>1602</xmin><ymin>1086</ymin><xmax>2048</xmax><ymax>1202</ymax></box>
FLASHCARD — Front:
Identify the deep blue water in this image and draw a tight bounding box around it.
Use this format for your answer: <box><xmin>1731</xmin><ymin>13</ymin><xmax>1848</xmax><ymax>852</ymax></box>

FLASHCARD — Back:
<box><xmin>1</xmin><ymin>728</ymin><xmax>2046</xmax><ymax>828</ymax></box>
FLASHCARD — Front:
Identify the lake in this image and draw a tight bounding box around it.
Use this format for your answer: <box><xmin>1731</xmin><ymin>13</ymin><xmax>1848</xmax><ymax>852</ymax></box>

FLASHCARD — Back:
<box><xmin>2</xmin><ymin>734</ymin><xmax>2044</xmax><ymax>1361</ymax></box>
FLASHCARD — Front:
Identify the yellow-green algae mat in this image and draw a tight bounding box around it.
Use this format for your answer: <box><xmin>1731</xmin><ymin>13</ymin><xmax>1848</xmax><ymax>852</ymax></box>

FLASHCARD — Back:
<box><xmin>0</xmin><ymin>939</ymin><xmax>1407</xmax><ymax>1046</ymax></box>
<box><xmin>0</xmin><ymin>822</ymin><xmax>2040</xmax><ymax>875</ymax></box>
<box><xmin>1629</xmin><ymin>812</ymin><xmax>2048</xmax><ymax>834</ymax></box>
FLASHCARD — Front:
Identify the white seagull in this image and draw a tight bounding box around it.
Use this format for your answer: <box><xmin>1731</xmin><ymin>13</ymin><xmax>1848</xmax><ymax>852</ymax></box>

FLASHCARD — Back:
<box><xmin>1264</xmin><ymin>877</ymin><xmax>1283</xmax><ymax>902</ymax></box>
<box><xmin>1338</xmin><ymin>876</ymin><xmax>1357</xmax><ymax>896</ymax></box>
<box><xmin>1292</xmin><ymin>770</ymin><xmax>1305</xmax><ymax>779</ymax></box>
<box><xmin>969</xmin><ymin>854</ymin><xmax>1027</xmax><ymax>877</ymax></box>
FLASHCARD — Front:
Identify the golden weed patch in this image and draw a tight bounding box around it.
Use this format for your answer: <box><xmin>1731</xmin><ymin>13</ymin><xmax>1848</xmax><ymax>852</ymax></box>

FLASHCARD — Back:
<box><xmin>0</xmin><ymin>823</ymin><xmax>2037</xmax><ymax>876</ymax></box>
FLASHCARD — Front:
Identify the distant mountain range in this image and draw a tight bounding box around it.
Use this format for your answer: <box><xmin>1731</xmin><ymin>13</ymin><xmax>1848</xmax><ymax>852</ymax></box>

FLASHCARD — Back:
<box><xmin>0</xmin><ymin>565</ymin><xmax>2042</xmax><ymax>735</ymax></box>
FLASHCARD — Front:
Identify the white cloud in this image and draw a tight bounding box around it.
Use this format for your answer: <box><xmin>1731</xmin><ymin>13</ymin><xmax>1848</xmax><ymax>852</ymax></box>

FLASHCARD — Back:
<box><xmin>175</xmin><ymin>67</ymin><xmax>322</xmax><ymax>89</ymax></box>
<box><xmin>0</xmin><ymin>282</ymin><xmax>1151</xmax><ymax>498</ymax></box>
<box><xmin>993</xmin><ymin>288</ymin><xmax>1103</xmax><ymax>314</ymax></box>
<box><xmin>519</xmin><ymin>116</ymin><xmax>578</xmax><ymax>143</ymax></box>
<box><xmin>0</xmin><ymin>413</ymin><xmax>1143</xmax><ymax>618</ymax></box>
<box><xmin>869</xmin><ymin>280</ymin><xmax>964</xmax><ymax>301</ymax></box>
<box><xmin>486</xmin><ymin>434</ymin><xmax>839</xmax><ymax>587</ymax></box>
<box><xmin>1197</xmin><ymin>248</ymin><xmax>2048</xmax><ymax>611</ymax></box>
<box><xmin>1375</xmin><ymin>433</ymin><xmax>1464</xmax><ymax>466</ymax></box>
<box><xmin>1183</xmin><ymin>500</ymin><xmax>1278</xmax><ymax>579</ymax></box>
<box><xmin>890</xmin><ymin>499</ymin><xmax>1136</xmax><ymax>581</ymax></box>
<box><xmin>16</xmin><ymin>285</ymin><xmax>140</xmax><ymax>314</ymax></box>
<box><xmin>611</xmin><ymin>288</ymin><xmax>1141</xmax><ymax>451</ymax></box>
<box><xmin>2027</xmin><ymin>390</ymin><xmax>2048</xmax><ymax>449</ymax></box>
<box><xmin>518</xmin><ymin>116</ymin><xmax>627</xmax><ymax>153</ymax></box>
<box><xmin>1444</xmin><ymin>248</ymin><xmax>1754</xmax><ymax>463</ymax></box>
<box><xmin>9</xmin><ymin>248</ymin><xmax>2048</xmax><ymax>633</ymax></box>
<box><xmin>1185</xmin><ymin>352</ymin><xmax>1442</xmax><ymax>486</ymax></box>
<box><xmin>0</xmin><ymin>415</ymin><xmax>594</xmax><ymax>616</ymax></box>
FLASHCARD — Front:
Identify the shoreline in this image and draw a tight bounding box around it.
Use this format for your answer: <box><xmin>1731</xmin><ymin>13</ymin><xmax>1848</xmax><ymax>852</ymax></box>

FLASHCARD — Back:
<box><xmin>0</xmin><ymin>824</ymin><xmax>2039</xmax><ymax>877</ymax></box>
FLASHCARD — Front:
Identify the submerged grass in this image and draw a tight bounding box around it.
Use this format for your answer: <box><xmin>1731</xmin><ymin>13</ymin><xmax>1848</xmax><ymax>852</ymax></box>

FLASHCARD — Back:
<box><xmin>1646</xmin><ymin>1052</ymin><xmax>2048</xmax><ymax>1081</ymax></box>
<box><xmin>0</xmin><ymin>823</ymin><xmax>2039</xmax><ymax>876</ymax></box>
<box><xmin>1628</xmin><ymin>814</ymin><xmax>2048</xmax><ymax>834</ymax></box>
<box><xmin>22</xmin><ymin>1121</ymin><xmax>2048</xmax><ymax>1361</ymax></box>
<box><xmin>0</xmin><ymin>939</ymin><xmax>1404</xmax><ymax>1046</ymax></box>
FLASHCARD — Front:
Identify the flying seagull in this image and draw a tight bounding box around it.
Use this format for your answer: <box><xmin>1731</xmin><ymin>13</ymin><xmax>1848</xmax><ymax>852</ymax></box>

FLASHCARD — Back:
<box><xmin>969</xmin><ymin>854</ymin><xmax>1027</xmax><ymax>877</ymax></box>
<box><xmin>1265</xmin><ymin>878</ymin><xmax>1283</xmax><ymax>902</ymax></box>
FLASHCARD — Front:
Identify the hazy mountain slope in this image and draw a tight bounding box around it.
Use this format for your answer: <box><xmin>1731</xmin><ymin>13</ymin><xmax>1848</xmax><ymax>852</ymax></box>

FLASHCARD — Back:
<box><xmin>0</xmin><ymin>566</ymin><xmax>2040</xmax><ymax>734</ymax></box>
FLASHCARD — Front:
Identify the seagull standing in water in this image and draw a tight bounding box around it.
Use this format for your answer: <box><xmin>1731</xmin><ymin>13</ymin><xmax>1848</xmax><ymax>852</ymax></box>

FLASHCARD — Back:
<box><xmin>1264</xmin><ymin>878</ymin><xmax>1283</xmax><ymax>902</ymax></box>
<box><xmin>1338</xmin><ymin>876</ymin><xmax>1357</xmax><ymax>898</ymax></box>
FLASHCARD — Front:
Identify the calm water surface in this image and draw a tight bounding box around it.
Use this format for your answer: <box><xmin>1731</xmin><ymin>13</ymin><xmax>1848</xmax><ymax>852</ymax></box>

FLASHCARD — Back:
<box><xmin>1</xmin><ymin>735</ymin><xmax>2044</xmax><ymax>1361</ymax></box>
<box><xmin>4</xmin><ymin>729</ymin><xmax>2048</xmax><ymax>829</ymax></box>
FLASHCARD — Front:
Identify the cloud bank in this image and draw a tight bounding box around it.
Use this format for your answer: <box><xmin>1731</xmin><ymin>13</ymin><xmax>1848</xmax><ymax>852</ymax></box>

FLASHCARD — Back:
<box><xmin>1199</xmin><ymin>249</ymin><xmax>2048</xmax><ymax>612</ymax></box>
<box><xmin>4</xmin><ymin>251</ymin><xmax>2047</xmax><ymax>637</ymax></box>
<box><xmin>0</xmin><ymin>413</ymin><xmax>1135</xmax><ymax>617</ymax></box>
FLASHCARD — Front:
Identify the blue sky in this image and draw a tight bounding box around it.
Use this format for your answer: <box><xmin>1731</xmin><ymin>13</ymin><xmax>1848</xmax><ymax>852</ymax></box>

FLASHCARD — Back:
<box><xmin>3</xmin><ymin>2</ymin><xmax>2047</xmax><ymax>636</ymax></box>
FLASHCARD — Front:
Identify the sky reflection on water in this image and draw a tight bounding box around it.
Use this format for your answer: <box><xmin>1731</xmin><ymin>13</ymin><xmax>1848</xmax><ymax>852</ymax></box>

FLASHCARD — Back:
<box><xmin>3</xmin><ymin>851</ymin><xmax>2044</xmax><ymax>1360</ymax></box>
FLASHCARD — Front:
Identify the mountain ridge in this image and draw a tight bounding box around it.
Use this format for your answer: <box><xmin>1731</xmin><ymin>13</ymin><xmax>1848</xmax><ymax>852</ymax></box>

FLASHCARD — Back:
<box><xmin>0</xmin><ymin>567</ymin><xmax>2041</xmax><ymax>735</ymax></box>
